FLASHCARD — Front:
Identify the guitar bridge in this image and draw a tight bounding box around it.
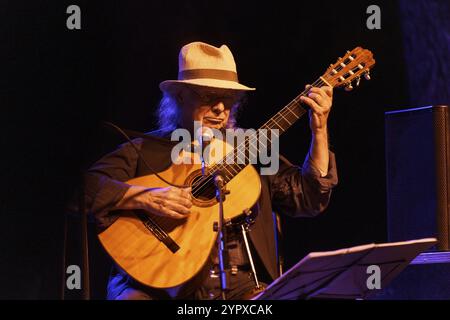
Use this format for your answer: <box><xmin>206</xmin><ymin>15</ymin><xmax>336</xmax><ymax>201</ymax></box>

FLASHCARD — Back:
<box><xmin>136</xmin><ymin>212</ymin><xmax>180</xmax><ymax>253</ymax></box>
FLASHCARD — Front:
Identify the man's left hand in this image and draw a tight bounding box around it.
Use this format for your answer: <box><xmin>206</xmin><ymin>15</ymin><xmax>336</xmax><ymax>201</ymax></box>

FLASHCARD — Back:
<box><xmin>300</xmin><ymin>85</ymin><xmax>333</xmax><ymax>134</ymax></box>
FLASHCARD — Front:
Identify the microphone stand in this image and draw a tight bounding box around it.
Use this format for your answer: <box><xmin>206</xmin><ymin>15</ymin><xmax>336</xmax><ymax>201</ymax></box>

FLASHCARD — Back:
<box><xmin>214</xmin><ymin>173</ymin><xmax>229</xmax><ymax>300</ymax></box>
<box><xmin>198</xmin><ymin>128</ymin><xmax>230</xmax><ymax>300</ymax></box>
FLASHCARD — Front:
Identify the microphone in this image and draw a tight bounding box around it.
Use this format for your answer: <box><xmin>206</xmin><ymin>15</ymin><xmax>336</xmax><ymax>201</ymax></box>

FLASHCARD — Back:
<box><xmin>214</xmin><ymin>174</ymin><xmax>225</xmax><ymax>188</ymax></box>
<box><xmin>197</xmin><ymin>127</ymin><xmax>214</xmax><ymax>175</ymax></box>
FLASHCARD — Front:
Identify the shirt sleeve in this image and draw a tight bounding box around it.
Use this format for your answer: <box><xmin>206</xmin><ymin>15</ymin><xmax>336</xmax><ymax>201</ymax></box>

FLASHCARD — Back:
<box><xmin>270</xmin><ymin>151</ymin><xmax>338</xmax><ymax>218</ymax></box>
<box><xmin>83</xmin><ymin>139</ymin><xmax>143</xmax><ymax>230</ymax></box>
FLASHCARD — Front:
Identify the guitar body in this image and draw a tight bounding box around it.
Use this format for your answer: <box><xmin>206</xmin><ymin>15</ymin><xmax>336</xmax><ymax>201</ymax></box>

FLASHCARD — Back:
<box><xmin>98</xmin><ymin>138</ymin><xmax>262</xmax><ymax>289</ymax></box>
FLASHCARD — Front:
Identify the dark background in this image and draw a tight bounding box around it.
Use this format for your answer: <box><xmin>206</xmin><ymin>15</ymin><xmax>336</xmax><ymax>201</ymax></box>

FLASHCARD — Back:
<box><xmin>1</xmin><ymin>0</ymin><xmax>448</xmax><ymax>299</ymax></box>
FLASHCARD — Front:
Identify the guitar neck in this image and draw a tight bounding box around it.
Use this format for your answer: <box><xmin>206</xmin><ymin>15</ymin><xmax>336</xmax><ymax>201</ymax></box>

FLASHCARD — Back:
<box><xmin>210</xmin><ymin>76</ymin><xmax>331</xmax><ymax>183</ymax></box>
<box><xmin>261</xmin><ymin>76</ymin><xmax>332</xmax><ymax>132</ymax></box>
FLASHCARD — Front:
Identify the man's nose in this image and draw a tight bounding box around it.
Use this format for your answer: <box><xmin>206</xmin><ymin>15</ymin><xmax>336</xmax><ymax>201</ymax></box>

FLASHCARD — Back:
<box><xmin>211</xmin><ymin>102</ymin><xmax>225</xmax><ymax>114</ymax></box>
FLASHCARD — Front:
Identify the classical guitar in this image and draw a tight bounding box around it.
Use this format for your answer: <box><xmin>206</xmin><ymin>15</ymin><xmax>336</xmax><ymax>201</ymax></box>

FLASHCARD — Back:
<box><xmin>98</xmin><ymin>47</ymin><xmax>376</xmax><ymax>289</ymax></box>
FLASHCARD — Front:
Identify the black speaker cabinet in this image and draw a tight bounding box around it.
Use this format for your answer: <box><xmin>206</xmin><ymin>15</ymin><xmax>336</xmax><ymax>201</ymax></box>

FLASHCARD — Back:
<box><xmin>385</xmin><ymin>105</ymin><xmax>450</xmax><ymax>250</ymax></box>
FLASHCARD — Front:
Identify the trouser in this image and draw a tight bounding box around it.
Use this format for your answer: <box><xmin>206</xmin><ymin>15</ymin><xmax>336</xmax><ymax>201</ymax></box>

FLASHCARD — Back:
<box><xmin>108</xmin><ymin>265</ymin><xmax>264</xmax><ymax>300</ymax></box>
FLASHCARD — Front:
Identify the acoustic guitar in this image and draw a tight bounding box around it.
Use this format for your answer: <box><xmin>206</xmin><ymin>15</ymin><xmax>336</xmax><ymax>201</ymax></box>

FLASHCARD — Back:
<box><xmin>98</xmin><ymin>47</ymin><xmax>376</xmax><ymax>290</ymax></box>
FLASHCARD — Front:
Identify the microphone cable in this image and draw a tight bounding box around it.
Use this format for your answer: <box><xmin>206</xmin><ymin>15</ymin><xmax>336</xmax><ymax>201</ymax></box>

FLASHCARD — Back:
<box><xmin>102</xmin><ymin>121</ymin><xmax>189</xmax><ymax>189</ymax></box>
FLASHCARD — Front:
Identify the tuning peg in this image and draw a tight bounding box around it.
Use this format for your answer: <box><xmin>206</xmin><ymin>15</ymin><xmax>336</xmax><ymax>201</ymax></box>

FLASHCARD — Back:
<box><xmin>356</xmin><ymin>77</ymin><xmax>361</xmax><ymax>87</ymax></box>
<box><xmin>364</xmin><ymin>71</ymin><xmax>371</xmax><ymax>80</ymax></box>
<box><xmin>344</xmin><ymin>82</ymin><xmax>353</xmax><ymax>91</ymax></box>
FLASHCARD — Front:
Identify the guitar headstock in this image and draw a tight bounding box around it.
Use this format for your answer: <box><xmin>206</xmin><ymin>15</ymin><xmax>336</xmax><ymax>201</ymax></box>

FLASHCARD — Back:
<box><xmin>322</xmin><ymin>47</ymin><xmax>375</xmax><ymax>91</ymax></box>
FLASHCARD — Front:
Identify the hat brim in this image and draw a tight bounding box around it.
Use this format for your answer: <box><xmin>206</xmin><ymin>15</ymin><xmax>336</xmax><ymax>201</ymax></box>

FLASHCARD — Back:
<box><xmin>159</xmin><ymin>78</ymin><xmax>255</xmax><ymax>93</ymax></box>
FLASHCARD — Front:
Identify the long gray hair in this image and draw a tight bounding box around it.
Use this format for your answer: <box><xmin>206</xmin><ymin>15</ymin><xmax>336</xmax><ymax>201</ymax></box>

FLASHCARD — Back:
<box><xmin>155</xmin><ymin>91</ymin><xmax>245</xmax><ymax>132</ymax></box>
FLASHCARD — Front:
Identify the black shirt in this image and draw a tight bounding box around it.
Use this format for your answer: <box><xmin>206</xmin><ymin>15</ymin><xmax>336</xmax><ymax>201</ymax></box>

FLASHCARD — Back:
<box><xmin>84</xmin><ymin>132</ymin><xmax>338</xmax><ymax>297</ymax></box>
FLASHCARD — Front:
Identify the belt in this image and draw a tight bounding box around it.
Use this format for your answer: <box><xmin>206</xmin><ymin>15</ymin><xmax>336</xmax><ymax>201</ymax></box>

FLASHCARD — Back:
<box><xmin>210</xmin><ymin>264</ymin><xmax>252</xmax><ymax>277</ymax></box>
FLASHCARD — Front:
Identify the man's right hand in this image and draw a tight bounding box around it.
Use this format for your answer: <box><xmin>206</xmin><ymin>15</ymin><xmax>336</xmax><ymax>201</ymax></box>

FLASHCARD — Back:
<box><xmin>116</xmin><ymin>185</ymin><xmax>192</xmax><ymax>219</ymax></box>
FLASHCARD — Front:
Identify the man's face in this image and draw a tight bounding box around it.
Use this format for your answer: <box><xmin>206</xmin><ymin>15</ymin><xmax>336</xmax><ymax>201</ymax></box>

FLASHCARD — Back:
<box><xmin>178</xmin><ymin>86</ymin><xmax>243</xmax><ymax>132</ymax></box>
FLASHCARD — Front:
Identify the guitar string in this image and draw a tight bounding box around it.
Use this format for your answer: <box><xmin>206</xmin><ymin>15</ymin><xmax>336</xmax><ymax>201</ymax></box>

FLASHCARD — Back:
<box><xmin>191</xmin><ymin>54</ymin><xmax>362</xmax><ymax>193</ymax></box>
<box><xmin>191</xmin><ymin>61</ymin><xmax>366</xmax><ymax>198</ymax></box>
<box><xmin>190</xmin><ymin>76</ymin><xmax>327</xmax><ymax>197</ymax></box>
<box><xmin>189</xmin><ymin>52</ymin><xmax>365</xmax><ymax>195</ymax></box>
<box><xmin>190</xmin><ymin>77</ymin><xmax>325</xmax><ymax>198</ymax></box>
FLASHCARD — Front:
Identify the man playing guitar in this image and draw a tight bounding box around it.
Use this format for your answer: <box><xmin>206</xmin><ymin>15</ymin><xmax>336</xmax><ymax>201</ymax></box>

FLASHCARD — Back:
<box><xmin>84</xmin><ymin>41</ymin><xmax>338</xmax><ymax>300</ymax></box>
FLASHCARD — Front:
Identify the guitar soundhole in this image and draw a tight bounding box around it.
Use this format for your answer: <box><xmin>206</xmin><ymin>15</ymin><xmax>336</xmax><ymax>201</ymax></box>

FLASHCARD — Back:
<box><xmin>190</xmin><ymin>174</ymin><xmax>217</xmax><ymax>202</ymax></box>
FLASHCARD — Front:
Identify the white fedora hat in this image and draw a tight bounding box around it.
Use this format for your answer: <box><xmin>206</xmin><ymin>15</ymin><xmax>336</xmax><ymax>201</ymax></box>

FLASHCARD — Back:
<box><xmin>159</xmin><ymin>42</ymin><xmax>255</xmax><ymax>92</ymax></box>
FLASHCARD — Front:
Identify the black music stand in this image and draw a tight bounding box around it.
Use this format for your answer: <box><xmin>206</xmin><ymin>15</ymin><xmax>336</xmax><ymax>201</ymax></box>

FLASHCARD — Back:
<box><xmin>253</xmin><ymin>238</ymin><xmax>437</xmax><ymax>300</ymax></box>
